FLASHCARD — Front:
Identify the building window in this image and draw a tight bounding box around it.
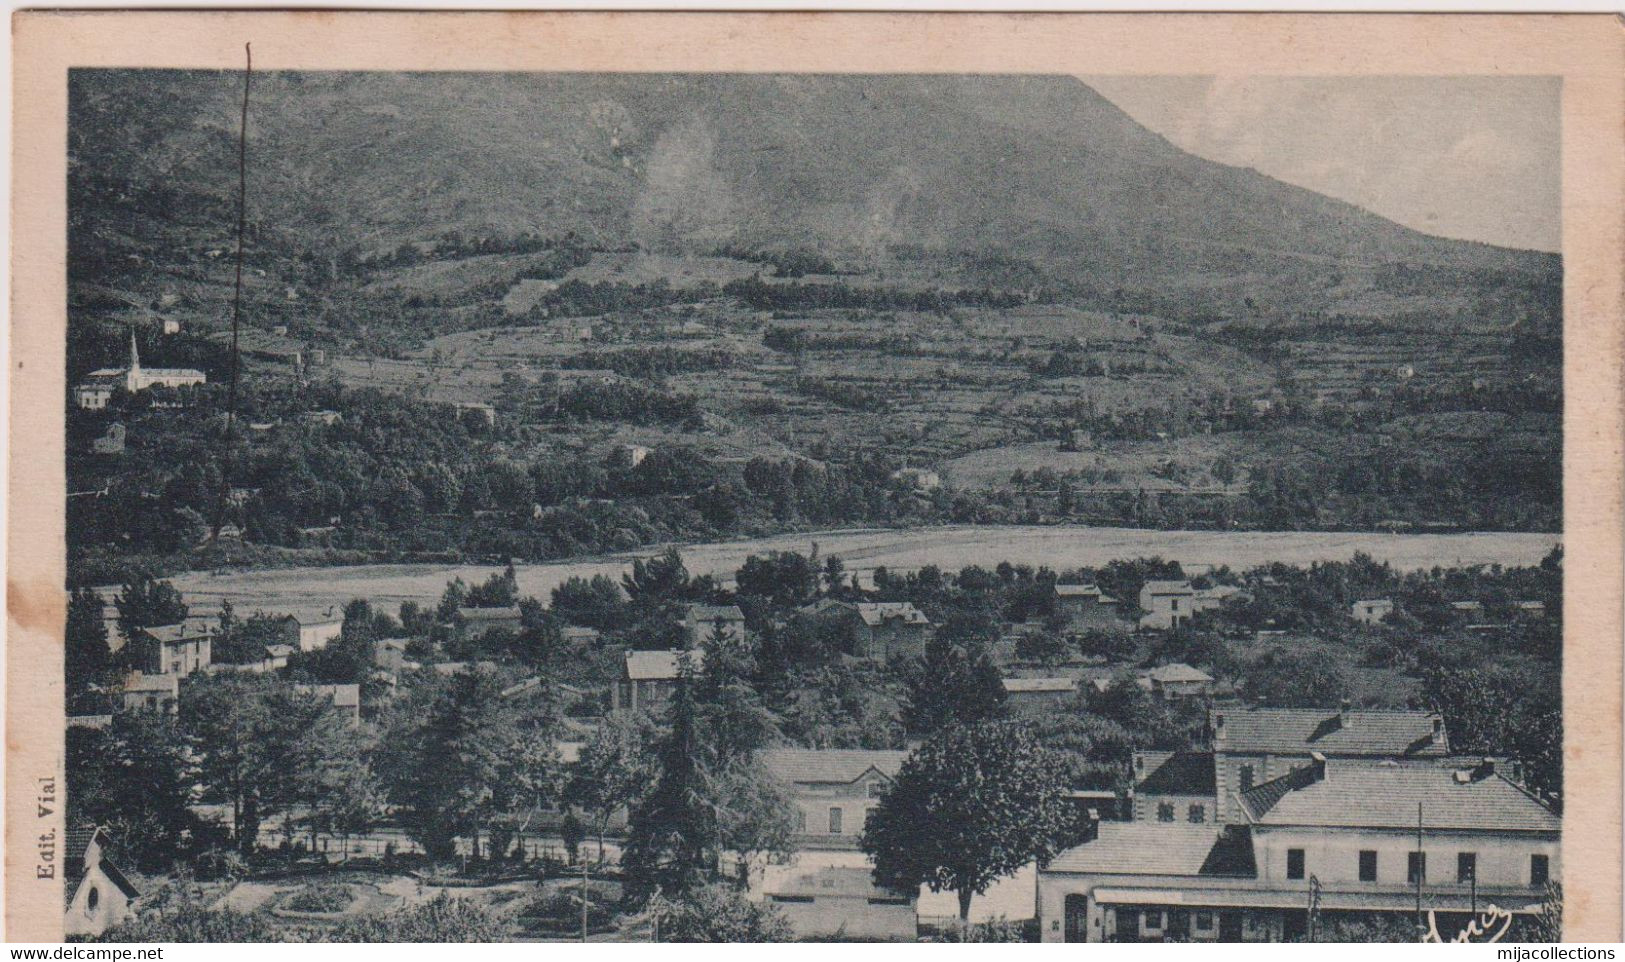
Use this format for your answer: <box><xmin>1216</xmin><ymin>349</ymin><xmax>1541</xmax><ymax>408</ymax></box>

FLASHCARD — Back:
<box><xmin>1143</xmin><ymin>910</ymin><xmax>1163</xmax><ymax>928</ymax></box>
<box><xmin>1171</xmin><ymin>599</ymin><xmax>1180</xmax><ymax>612</ymax></box>
<box><xmin>1458</xmin><ymin>853</ymin><xmax>1477</xmax><ymax>883</ymax></box>
<box><xmin>1287</xmin><ymin>848</ymin><xmax>1305</xmax><ymax>880</ymax></box>
<box><xmin>1195</xmin><ymin>912</ymin><xmax>1214</xmax><ymax>931</ymax></box>
<box><xmin>1359</xmin><ymin>850</ymin><xmax>1378</xmax><ymax>882</ymax></box>
<box><xmin>1157</xmin><ymin>802</ymin><xmax>1175</xmax><ymax>822</ymax></box>
<box><xmin>1187</xmin><ymin>804</ymin><xmax>1206</xmax><ymax>823</ymax></box>
<box><xmin>1408</xmin><ymin>852</ymin><xmax>1427</xmax><ymax>884</ymax></box>
<box><xmin>86</xmin><ymin>886</ymin><xmax>99</xmax><ymax>911</ymax></box>
<box><xmin>1239</xmin><ymin>764</ymin><xmax>1254</xmax><ymax>791</ymax></box>
<box><xmin>828</xmin><ymin>807</ymin><xmax>842</xmax><ymax>834</ymax></box>
<box><xmin>867</xmin><ymin>780</ymin><xmax>885</xmax><ymax>798</ymax></box>
<box><xmin>1531</xmin><ymin>854</ymin><xmax>1550</xmax><ymax>887</ymax></box>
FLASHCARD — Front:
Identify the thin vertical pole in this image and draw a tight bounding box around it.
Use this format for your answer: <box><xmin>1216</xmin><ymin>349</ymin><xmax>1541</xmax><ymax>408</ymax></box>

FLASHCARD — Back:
<box><xmin>1415</xmin><ymin>802</ymin><xmax>1423</xmax><ymax>939</ymax></box>
<box><xmin>213</xmin><ymin>42</ymin><xmax>251</xmax><ymax>539</ymax></box>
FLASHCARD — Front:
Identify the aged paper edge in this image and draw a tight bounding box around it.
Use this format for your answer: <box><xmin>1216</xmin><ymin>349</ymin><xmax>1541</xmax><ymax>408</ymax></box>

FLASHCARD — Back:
<box><xmin>9</xmin><ymin>10</ymin><xmax>1622</xmax><ymax>943</ymax></box>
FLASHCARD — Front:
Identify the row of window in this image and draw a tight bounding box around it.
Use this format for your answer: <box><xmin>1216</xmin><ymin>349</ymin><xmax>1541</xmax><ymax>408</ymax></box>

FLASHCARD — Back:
<box><xmin>1140</xmin><ymin>910</ymin><xmax>1217</xmax><ymax>932</ymax></box>
<box><xmin>1285</xmin><ymin>848</ymin><xmax>1549</xmax><ymax>886</ymax></box>
<box><xmin>1156</xmin><ymin>802</ymin><xmax>1206</xmax><ymax>823</ymax></box>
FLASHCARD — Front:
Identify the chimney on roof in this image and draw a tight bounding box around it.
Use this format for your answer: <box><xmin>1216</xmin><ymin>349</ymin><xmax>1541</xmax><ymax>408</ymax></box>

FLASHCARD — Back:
<box><xmin>1474</xmin><ymin>757</ymin><xmax>1496</xmax><ymax>781</ymax></box>
<box><xmin>1310</xmin><ymin>750</ymin><xmax>1327</xmax><ymax>783</ymax></box>
<box><xmin>1083</xmin><ymin>808</ymin><xmax>1101</xmax><ymax>843</ymax></box>
<box><xmin>1213</xmin><ymin>712</ymin><xmax>1225</xmax><ymax>745</ymax></box>
<box><xmin>1337</xmin><ymin>699</ymin><xmax>1352</xmax><ymax>728</ymax></box>
<box><xmin>1430</xmin><ymin>715</ymin><xmax>1445</xmax><ymax>746</ymax></box>
<box><xmin>1510</xmin><ymin>759</ymin><xmax>1525</xmax><ymax>784</ymax></box>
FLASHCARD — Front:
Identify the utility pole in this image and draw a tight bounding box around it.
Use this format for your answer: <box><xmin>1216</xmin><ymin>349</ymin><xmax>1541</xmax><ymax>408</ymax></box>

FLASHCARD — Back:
<box><xmin>1414</xmin><ymin>802</ymin><xmax>1424</xmax><ymax>938</ymax></box>
<box><xmin>1307</xmin><ymin>874</ymin><xmax>1322</xmax><ymax>942</ymax></box>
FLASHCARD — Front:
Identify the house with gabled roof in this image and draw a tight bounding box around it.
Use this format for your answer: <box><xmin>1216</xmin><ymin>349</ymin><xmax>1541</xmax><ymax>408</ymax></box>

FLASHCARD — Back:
<box><xmin>797</xmin><ymin>600</ymin><xmax>934</xmax><ymax>660</ymax></box>
<box><xmin>761</xmin><ymin>748</ymin><xmax>909</xmax><ymax>848</ymax></box>
<box><xmin>1053</xmin><ymin>583</ymin><xmax>1121</xmax><ymax>629</ymax></box>
<box><xmin>133</xmin><ymin>621</ymin><xmax>213</xmax><ymax>678</ymax></box>
<box><xmin>64</xmin><ymin>826</ymin><xmax>141</xmax><ymax>937</ymax></box>
<box><xmin>613</xmin><ymin>648</ymin><xmax>705</xmax><ymax>713</ymax></box>
<box><xmin>1142</xmin><ymin>663</ymin><xmax>1214</xmax><ymax>701</ymax></box>
<box><xmin>1002</xmin><ymin>676</ymin><xmax>1077</xmax><ymax>716</ymax></box>
<box><xmin>683</xmin><ymin>603</ymin><xmax>745</xmax><ymax>647</ymax></box>
<box><xmin>1133</xmin><ymin>750</ymin><xmax>1218</xmax><ymax>825</ymax></box>
<box><xmin>1138</xmin><ymin>581</ymin><xmax>1240</xmax><ymax>630</ymax></box>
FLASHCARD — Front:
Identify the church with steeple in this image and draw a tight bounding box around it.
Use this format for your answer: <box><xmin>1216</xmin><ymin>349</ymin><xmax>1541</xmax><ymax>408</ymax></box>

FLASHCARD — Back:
<box><xmin>74</xmin><ymin>329</ymin><xmax>206</xmax><ymax>410</ymax></box>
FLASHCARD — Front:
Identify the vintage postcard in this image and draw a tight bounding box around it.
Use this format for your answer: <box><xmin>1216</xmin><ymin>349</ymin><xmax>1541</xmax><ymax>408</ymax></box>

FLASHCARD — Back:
<box><xmin>8</xmin><ymin>11</ymin><xmax>1622</xmax><ymax>944</ymax></box>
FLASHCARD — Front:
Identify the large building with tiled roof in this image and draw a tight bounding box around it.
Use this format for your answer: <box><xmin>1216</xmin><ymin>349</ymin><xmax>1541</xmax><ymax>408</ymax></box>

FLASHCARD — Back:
<box><xmin>1212</xmin><ymin>704</ymin><xmax>1448</xmax><ymax>823</ymax></box>
<box><xmin>1040</xmin><ymin>753</ymin><xmax>1559</xmax><ymax>942</ymax></box>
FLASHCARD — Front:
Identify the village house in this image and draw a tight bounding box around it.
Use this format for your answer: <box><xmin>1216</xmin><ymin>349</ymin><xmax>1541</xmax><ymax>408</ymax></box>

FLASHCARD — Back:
<box><xmin>91</xmin><ymin>423</ymin><xmax>126</xmax><ymax>455</ymax></box>
<box><xmin>1142</xmin><ymin>663</ymin><xmax>1216</xmax><ymax>701</ymax></box>
<box><xmin>264</xmin><ymin>611</ymin><xmax>344</xmax><ymax>652</ymax></box>
<box><xmin>1002</xmin><ymin>677</ymin><xmax>1078</xmax><ymax>717</ymax></box>
<box><xmin>294</xmin><ymin>683</ymin><xmax>362</xmax><ymax>725</ymax></box>
<box><xmin>1133</xmin><ymin>750</ymin><xmax>1218</xmax><ymax>824</ymax></box>
<box><xmin>613</xmin><ymin>648</ymin><xmax>705</xmax><ymax>713</ymax></box>
<box><xmin>1138</xmin><ymin>580</ymin><xmax>1240</xmax><ymax>630</ymax></box>
<box><xmin>755</xmin><ymin>862</ymin><xmax>917</xmax><ymax>941</ymax></box>
<box><xmin>762</xmin><ymin>748</ymin><xmax>909</xmax><ymax>847</ymax></box>
<box><xmin>890</xmin><ymin>467</ymin><xmax>941</xmax><ymax>491</ymax></box>
<box><xmin>800</xmin><ymin>600</ymin><xmax>934</xmax><ymax>660</ymax></box>
<box><xmin>1053</xmin><ymin>583</ymin><xmax>1121</xmax><ymax>630</ymax></box>
<box><xmin>454</xmin><ymin>605</ymin><xmax>524</xmax><ymax>642</ymax></box>
<box><xmin>74</xmin><ymin>330</ymin><xmax>206</xmax><ymax>410</ymax></box>
<box><xmin>134</xmin><ymin>622</ymin><xmax>213</xmax><ymax>678</ymax></box>
<box><xmin>561</xmin><ymin>625</ymin><xmax>601</xmax><ymax>645</ymax></box>
<box><xmin>616</xmin><ymin>443</ymin><xmax>652</xmax><ymax>468</ymax></box>
<box><xmin>1211</xmin><ymin>705</ymin><xmax>1449</xmax><ymax>825</ymax></box>
<box><xmin>63</xmin><ymin>827</ymin><xmax>141</xmax><ymax>938</ymax></box>
<box><xmin>683</xmin><ymin>603</ymin><xmax>746</xmax><ymax>647</ymax></box>
<box><xmin>1352</xmin><ymin>599</ymin><xmax>1395</xmax><ymax>625</ymax></box>
<box><xmin>121</xmin><ymin>671</ymin><xmax>180</xmax><ymax>713</ymax></box>
<box><xmin>206</xmin><ymin>643</ymin><xmax>294</xmax><ymax>675</ymax></box>
<box><xmin>374</xmin><ymin>638</ymin><xmax>412</xmax><ymax>675</ymax></box>
<box><xmin>1039</xmin><ymin>754</ymin><xmax>1558</xmax><ymax>942</ymax></box>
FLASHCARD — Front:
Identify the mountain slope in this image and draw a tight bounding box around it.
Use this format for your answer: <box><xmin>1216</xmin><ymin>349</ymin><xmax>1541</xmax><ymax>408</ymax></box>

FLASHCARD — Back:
<box><xmin>68</xmin><ymin>70</ymin><xmax>1559</xmax><ymax>330</ymax></box>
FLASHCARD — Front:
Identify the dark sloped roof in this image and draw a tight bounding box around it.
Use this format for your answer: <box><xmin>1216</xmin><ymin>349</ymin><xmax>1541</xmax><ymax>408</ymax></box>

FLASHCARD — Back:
<box><xmin>761</xmin><ymin>748</ymin><xmax>908</xmax><ymax>785</ymax></box>
<box><xmin>1135</xmin><ymin>751</ymin><xmax>1217</xmax><ymax>796</ymax></box>
<box><xmin>1047</xmin><ymin>822</ymin><xmax>1252</xmax><ymax>877</ymax></box>
<box><xmin>65</xmin><ymin>826</ymin><xmax>99</xmax><ymax>865</ymax></box>
<box><xmin>1242</xmin><ymin>761</ymin><xmax>1559</xmax><ymax>832</ymax></box>
<box><xmin>1215</xmin><ymin>708</ymin><xmax>1446</xmax><ymax>756</ymax></box>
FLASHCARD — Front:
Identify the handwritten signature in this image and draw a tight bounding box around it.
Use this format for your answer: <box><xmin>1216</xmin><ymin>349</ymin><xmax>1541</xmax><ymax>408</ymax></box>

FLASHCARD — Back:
<box><xmin>1422</xmin><ymin>905</ymin><xmax>1514</xmax><ymax>943</ymax></box>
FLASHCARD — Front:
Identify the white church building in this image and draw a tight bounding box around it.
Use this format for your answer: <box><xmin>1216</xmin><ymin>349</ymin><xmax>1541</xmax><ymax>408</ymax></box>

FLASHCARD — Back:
<box><xmin>75</xmin><ymin>329</ymin><xmax>206</xmax><ymax>409</ymax></box>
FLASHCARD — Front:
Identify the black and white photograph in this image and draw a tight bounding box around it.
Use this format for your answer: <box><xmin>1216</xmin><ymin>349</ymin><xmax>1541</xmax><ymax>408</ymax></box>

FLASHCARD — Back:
<box><xmin>38</xmin><ymin>34</ymin><xmax>1590</xmax><ymax>943</ymax></box>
